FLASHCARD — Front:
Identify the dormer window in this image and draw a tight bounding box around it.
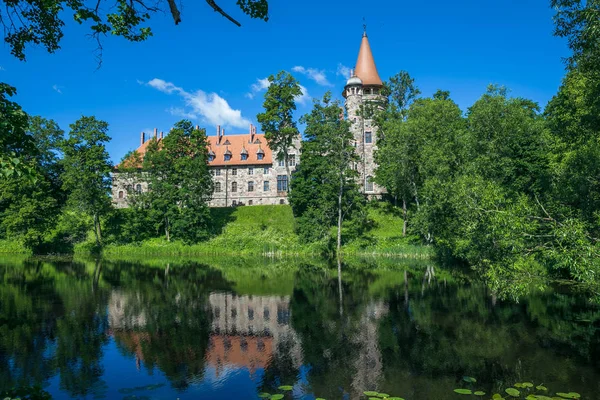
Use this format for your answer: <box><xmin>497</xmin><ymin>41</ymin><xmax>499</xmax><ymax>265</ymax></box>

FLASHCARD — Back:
<box><xmin>224</xmin><ymin>139</ymin><xmax>231</xmax><ymax>145</ymax></box>
<box><xmin>257</xmin><ymin>153</ymin><xmax>264</xmax><ymax>160</ymax></box>
<box><xmin>208</xmin><ymin>155</ymin><xmax>215</xmax><ymax>161</ymax></box>
<box><xmin>241</xmin><ymin>154</ymin><xmax>248</xmax><ymax>161</ymax></box>
<box><xmin>224</xmin><ymin>154</ymin><xmax>231</xmax><ymax>161</ymax></box>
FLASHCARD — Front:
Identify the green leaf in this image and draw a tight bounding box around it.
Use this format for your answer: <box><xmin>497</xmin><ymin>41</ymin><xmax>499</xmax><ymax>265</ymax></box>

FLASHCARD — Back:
<box><xmin>364</xmin><ymin>392</ymin><xmax>379</xmax><ymax>397</ymax></box>
<box><xmin>536</xmin><ymin>386</ymin><xmax>548</xmax><ymax>392</ymax></box>
<box><xmin>377</xmin><ymin>394</ymin><xmax>390</xmax><ymax>398</ymax></box>
<box><xmin>463</xmin><ymin>376</ymin><xmax>477</xmax><ymax>383</ymax></box>
<box><xmin>492</xmin><ymin>394</ymin><xmax>504</xmax><ymax>400</ymax></box>
<box><xmin>514</xmin><ymin>383</ymin><xmax>524</xmax><ymax>388</ymax></box>
<box><xmin>387</xmin><ymin>398</ymin><xmax>405</xmax><ymax>400</ymax></box>
<box><xmin>454</xmin><ymin>389</ymin><xmax>473</xmax><ymax>395</ymax></box>
<box><xmin>258</xmin><ymin>394</ymin><xmax>271</xmax><ymax>399</ymax></box>
<box><xmin>271</xmin><ymin>395</ymin><xmax>284</xmax><ymax>400</ymax></box>
<box><xmin>474</xmin><ymin>391</ymin><xmax>486</xmax><ymax>396</ymax></box>
<box><xmin>556</xmin><ymin>393</ymin><xmax>580</xmax><ymax>399</ymax></box>
<box><xmin>278</xmin><ymin>386</ymin><xmax>293</xmax><ymax>391</ymax></box>
<box><xmin>505</xmin><ymin>388</ymin><xmax>520</xmax><ymax>397</ymax></box>
<box><xmin>522</xmin><ymin>382</ymin><xmax>534</xmax><ymax>388</ymax></box>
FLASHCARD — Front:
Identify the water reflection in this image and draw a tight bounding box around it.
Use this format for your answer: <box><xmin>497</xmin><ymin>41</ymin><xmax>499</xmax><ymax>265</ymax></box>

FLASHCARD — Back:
<box><xmin>0</xmin><ymin>257</ymin><xmax>599</xmax><ymax>399</ymax></box>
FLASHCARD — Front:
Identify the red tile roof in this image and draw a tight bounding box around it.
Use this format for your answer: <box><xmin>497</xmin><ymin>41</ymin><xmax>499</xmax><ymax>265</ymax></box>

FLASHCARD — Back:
<box><xmin>120</xmin><ymin>132</ymin><xmax>274</xmax><ymax>169</ymax></box>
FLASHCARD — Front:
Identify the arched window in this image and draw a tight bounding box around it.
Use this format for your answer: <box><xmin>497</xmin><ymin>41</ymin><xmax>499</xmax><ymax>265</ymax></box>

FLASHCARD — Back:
<box><xmin>215</xmin><ymin>182</ymin><xmax>221</xmax><ymax>192</ymax></box>
<box><xmin>118</xmin><ymin>191</ymin><xmax>124</xmax><ymax>199</ymax></box>
<box><xmin>136</xmin><ymin>184</ymin><xmax>142</xmax><ymax>193</ymax></box>
<box><xmin>365</xmin><ymin>176</ymin><xmax>374</xmax><ymax>192</ymax></box>
<box><xmin>232</xmin><ymin>182</ymin><xmax>237</xmax><ymax>192</ymax></box>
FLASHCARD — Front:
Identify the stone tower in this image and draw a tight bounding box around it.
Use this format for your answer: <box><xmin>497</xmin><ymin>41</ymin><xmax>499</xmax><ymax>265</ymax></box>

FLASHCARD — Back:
<box><xmin>344</xmin><ymin>30</ymin><xmax>386</xmax><ymax>197</ymax></box>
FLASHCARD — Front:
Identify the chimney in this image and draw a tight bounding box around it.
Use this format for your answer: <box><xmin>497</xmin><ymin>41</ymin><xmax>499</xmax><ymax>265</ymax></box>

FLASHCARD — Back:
<box><xmin>249</xmin><ymin>123</ymin><xmax>254</xmax><ymax>143</ymax></box>
<box><xmin>140</xmin><ymin>131</ymin><xmax>145</xmax><ymax>146</ymax></box>
<box><xmin>153</xmin><ymin>128</ymin><xmax>157</xmax><ymax>140</ymax></box>
<box><xmin>160</xmin><ymin>131</ymin><xmax>164</xmax><ymax>140</ymax></box>
<box><xmin>217</xmin><ymin>124</ymin><xmax>222</xmax><ymax>144</ymax></box>
<box><xmin>195</xmin><ymin>125</ymin><xmax>199</xmax><ymax>130</ymax></box>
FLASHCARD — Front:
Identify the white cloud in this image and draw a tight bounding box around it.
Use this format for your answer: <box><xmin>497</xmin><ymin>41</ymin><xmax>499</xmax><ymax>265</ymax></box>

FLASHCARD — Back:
<box><xmin>336</xmin><ymin>63</ymin><xmax>352</xmax><ymax>78</ymax></box>
<box><xmin>142</xmin><ymin>78</ymin><xmax>250</xmax><ymax>129</ymax></box>
<box><xmin>167</xmin><ymin>107</ymin><xmax>198</xmax><ymax>119</ymax></box>
<box><xmin>295</xmin><ymin>85</ymin><xmax>311</xmax><ymax>105</ymax></box>
<box><xmin>246</xmin><ymin>77</ymin><xmax>271</xmax><ymax>99</ymax></box>
<box><xmin>147</xmin><ymin>78</ymin><xmax>184</xmax><ymax>94</ymax></box>
<box><xmin>292</xmin><ymin>66</ymin><xmax>332</xmax><ymax>86</ymax></box>
<box><xmin>52</xmin><ymin>84</ymin><xmax>63</xmax><ymax>94</ymax></box>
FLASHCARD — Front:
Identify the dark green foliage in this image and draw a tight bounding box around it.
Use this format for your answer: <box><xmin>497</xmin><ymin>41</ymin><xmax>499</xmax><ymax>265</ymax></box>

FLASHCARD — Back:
<box><xmin>257</xmin><ymin>70</ymin><xmax>302</xmax><ymax>190</ymax></box>
<box><xmin>1</xmin><ymin>0</ymin><xmax>270</xmax><ymax>61</ymax></box>
<box><xmin>61</xmin><ymin>116</ymin><xmax>112</xmax><ymax>246</ymax></box>
<box><xmin>290</xmin><ymin>92</ymin><xmax>366</xmax><ymax>247</ymax></box>
<box><xmin>137</xmin><ymin>120</ymin><xmax>213</xmax><ymax>243</ymax></box>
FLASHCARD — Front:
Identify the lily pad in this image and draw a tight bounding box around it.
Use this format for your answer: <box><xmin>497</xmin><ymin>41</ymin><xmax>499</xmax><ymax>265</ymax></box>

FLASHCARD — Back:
<box><xmin>377</xmin><ymin>394</ymin><xmax>390</xmax><ymax>398</ymax></box>
<box><xmin>271</xmin><ymin>395</ymin><xmax>284</xmax><ymax>400</ymax></box>
<box><xmin>258</xmin><ymin>394</ymin><xmax>271</xmax><ymax>398</ymax></box>
<box><xmin>493</xmin><ymin>394</ymin><xmax>504</xmax><ymax>400</ymax></box>
<box><xmin>388</xmin><ymin>398</ymin><xmax>405</xmax><ymax>400</ymax></box>
<box><xmin>454</xmin><ymin>389</ymin><xmax>473</xmax><ymax>395</ymax></box>
<box><xmin>364</xmin><ymin>392</ymin><xmax>379</xmax><ymax>397</ymax></box>
<box><xmin>474</xmin><ymin>391</ymin><xmax>486</xmax><ymax>396</ymax></box>
<box><xmin>506</xmin><ymin>388</ymin><xmax>520</xmax><ymax>397</ymax></box>
<box><xmin>526</xmin><ymin>395</ymin><xmax>538</xmax><ymax>400</ymax></box>
<box><xmin>515</xmin><ymin>383</ymin><xmax>524</xmax><ymax>388</ymax></box>
<box><xmin>278</xmin><ymin>386</ymin><xmax>293</xmax><ymax>391</ymax></box>
<box><xmin>536</xmin><ymin>386</ymin><xmax>548</xmax><ymax>392</ymax></box>
<box><xmin>523</xmin><ymin>382</ymin><xmax>534</xmax><ymax>388</ymax></box>
<box><xmin>556</xmin><ymin>393</ymin><xmax>580</xmax><ymax>399</ymax></box>
<box><xmin>463</xmin><ymin>376</ymin><xmax>477</xmax><ymax>383</ymax></box>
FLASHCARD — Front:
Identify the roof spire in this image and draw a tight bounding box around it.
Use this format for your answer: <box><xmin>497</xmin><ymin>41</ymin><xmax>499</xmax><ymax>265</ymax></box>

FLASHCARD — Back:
<box><xmin>363</xmin><ymin>17</ymin><xmax>367</xmax><ymax>37</ymax></box>
<box><xmin>354</xmin><ymin>29</ymin><xmax>383</xmax><ymax>86</ymax></box>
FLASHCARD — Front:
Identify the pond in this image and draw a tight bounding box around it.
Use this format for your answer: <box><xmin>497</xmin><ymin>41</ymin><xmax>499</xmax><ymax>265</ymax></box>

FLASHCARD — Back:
<box><xmin>0</xmin><ymin>256</ymin><xmax>599</xmax><ymax>400</ymax></box>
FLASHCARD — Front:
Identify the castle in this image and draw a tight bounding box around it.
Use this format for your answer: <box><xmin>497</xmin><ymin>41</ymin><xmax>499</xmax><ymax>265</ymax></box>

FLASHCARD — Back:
<box><xmin>112</xmin><ymin>31</ymin><xmax>385</xmax><ymax>207</ymax></box>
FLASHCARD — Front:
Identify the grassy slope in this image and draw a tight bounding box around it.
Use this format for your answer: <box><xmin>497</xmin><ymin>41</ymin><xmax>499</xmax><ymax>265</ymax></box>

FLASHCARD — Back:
<box><xmin>341</xmin><ymin>202</ymin><xmax>433</xmax><ymax>258</ymax></box>
<box><xmin>102</xmin><ymin>205</ymin><xmax>323</xmax><ymax>256</ymax></box>
<box><xmin>101</xmin><ymin>203</ymin><xmax>432</xmax><ymax>258</ymax></box>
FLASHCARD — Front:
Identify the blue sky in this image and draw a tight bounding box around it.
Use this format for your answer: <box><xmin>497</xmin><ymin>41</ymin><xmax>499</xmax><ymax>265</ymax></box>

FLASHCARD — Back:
<box><xmin>1</xmin><ymin>0</ymin><xmax>569</xmax><ymax>163</ymax></box>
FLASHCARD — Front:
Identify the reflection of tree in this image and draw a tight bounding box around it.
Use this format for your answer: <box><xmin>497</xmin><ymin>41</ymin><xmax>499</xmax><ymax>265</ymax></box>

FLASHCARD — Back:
<box><xmin>287</xmin><ymin>263</ymin><xmax>387</xmax><ymax>399</ymax></box>
<box><xmin>0</xmin><ymin>259</ymin><xmax>59</xmax><ymax>389</ymax></box>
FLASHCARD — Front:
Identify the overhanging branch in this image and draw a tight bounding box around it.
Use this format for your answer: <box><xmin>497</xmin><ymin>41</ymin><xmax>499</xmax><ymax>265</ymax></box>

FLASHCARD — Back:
<box><xmin>206</xmin><ymin>0</ymin><xmax>241</xmax><ymax>27</ymax></box>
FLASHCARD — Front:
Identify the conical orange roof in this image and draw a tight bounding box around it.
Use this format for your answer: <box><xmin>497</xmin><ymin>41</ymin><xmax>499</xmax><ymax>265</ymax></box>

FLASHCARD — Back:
<box><xmin>354</xmin><ymin>33</ymin><xmax>383</xmax><ymax>86</ymax></box>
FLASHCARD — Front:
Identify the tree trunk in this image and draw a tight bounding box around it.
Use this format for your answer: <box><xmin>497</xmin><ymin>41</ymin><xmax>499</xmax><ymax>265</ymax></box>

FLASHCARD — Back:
<box><xmin>337</xmin><ymin>256</ymin><xmax>343</xmax><ymax>316</ymax></box>
<box><xmin>337</xmin><ymin>172</ymin><xmax>344</xmax><ymax>254</ymax></box>
<box><xmin>412</xmin><ymin>181</ymin><xmax>420</xmax><ymax>211</ymax></box>
<box><xmin>164</xmin><ymin>216</ymin><xmax>170</xmax><ymax>242</ymax></box>
<box><xmin>402</xmin><ymin>197</ymin><xmax>408</xmax><ymax>237</ymax></box>
<box><xmin>93</xmin><ymin>213</ymin><xmax>102</xmax><ymax>246</ymax></box>
<box><xmin>284</xmin><ymin>150</ymin><xmax>292</xmax><ymax>194</ymax></box>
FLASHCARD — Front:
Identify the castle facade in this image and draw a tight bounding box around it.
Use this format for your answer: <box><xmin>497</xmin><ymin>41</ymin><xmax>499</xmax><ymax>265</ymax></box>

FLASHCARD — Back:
<box><xmin>112</xmin><ymin>31</ymin><xmax>384</xmax><ymax>208</ymax></box>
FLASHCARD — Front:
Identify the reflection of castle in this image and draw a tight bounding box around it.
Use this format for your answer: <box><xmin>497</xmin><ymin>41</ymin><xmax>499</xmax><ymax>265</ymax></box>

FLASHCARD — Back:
<box><xmin>351</xmin><ymin>301</ymin><xmax>388</xmax><ymax>394</ymax></box>
<box><xmin>107</xmin><ymin>291</ymin><xmax>303</xmax><ymax>375</ymax></box>
<box><xmin>207</xmin><ymin>293</ymin><xmax>303</xmax><ymax>375</ymax></box>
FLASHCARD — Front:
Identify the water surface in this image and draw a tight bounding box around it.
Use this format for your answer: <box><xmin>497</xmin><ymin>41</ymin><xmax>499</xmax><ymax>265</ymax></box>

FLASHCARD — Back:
<box><xmin>1</xmin><ymin>257</ymin><xmax>599</xmax><ymax>399</ymax></box>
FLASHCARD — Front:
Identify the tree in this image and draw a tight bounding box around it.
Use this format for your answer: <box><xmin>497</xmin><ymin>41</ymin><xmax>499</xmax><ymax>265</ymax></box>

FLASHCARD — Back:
<box><xmin>257</xmin><ymin>71</ymin><xmax>302</xmax><ymax>192</ymax></box>
<box><xmin>289</xmin><ymin>92</ymin><xmax>365</xmax><ymax>252</ymax></box>
<box><xmin>552</xmin><ymin>0</ymin><xmax>600</xmax><ymax>73</ymax></box>
<box><xmin>140</xmin><ymin>120</ymin><xmax>213</xmax><ymax>243</ymax></box>
<box><xmin>0</xmin><ymin>83</ymin><xmax>36</xmax><ymax>179</ymax></box>
<box><xmin>1</xmin><ymin>0</ymin><xmax>269</xmax><ymax>62</ymax></box>
<box><xmin>61</xmin><ymin>116</ymin><xmax>112</xmax><ymax>246</ymax></box>
<box><xmin>373</xmin><ymin>71</ymin><xmax>422</xmax><ymax>236</ymax></box>
<box><xmin>0</xmin><ymin>116</ymin><xmax>64</xmax><ymax>250</ymax></box>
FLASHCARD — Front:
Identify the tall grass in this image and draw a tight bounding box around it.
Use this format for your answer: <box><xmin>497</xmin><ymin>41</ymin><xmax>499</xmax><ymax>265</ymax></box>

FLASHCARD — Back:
<box><xmin>341</xmin><ymin>202</ymin><xmax>434</xmax><ymax>258</ymax></box>
<box><xmin>103</xmin><ymin>205</ymin><xmax>325</xmax><ymax>257</ymax></box>
<box><xmin>0</xmin><ymin>240</ymin><xmax>31</xmax><ymax>255</ymax></box>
